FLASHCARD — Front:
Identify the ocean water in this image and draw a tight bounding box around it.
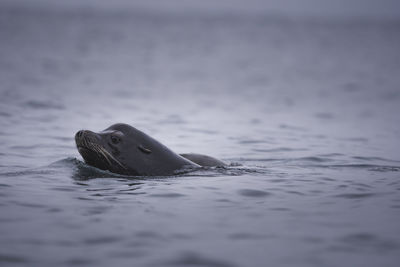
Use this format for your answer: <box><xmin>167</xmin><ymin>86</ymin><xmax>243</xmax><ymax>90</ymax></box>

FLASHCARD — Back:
<box><xmin>1</xmin><ymin>7</ymin><xmax>400</xmax><ymax>267</ymax></box>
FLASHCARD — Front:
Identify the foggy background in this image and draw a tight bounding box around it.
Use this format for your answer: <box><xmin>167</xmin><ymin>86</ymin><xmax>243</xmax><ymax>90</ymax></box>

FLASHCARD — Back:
<box><xmin>2</xmin><ymin>0</ymin><xmax>400</xmax><ymax>18</ymax></box>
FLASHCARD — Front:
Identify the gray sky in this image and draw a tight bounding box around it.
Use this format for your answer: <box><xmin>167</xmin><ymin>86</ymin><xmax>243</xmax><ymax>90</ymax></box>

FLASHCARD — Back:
<box><xmin>2</xmin><ymin>0</ymin><xmax>400</xmax><ymax>18</ymax></box>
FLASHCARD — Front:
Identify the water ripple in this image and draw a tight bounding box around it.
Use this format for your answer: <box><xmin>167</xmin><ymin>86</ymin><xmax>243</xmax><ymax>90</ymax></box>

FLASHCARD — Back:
<box><xmin>238</xmin><ymin>189</ymin><xmax>271</xmax><ymax>197</ymax></box>
<box><xmin>163</xmin><ymin>252</ymin><xmax>236</xmax><ymax>267</ymax></box>
<box><xmin>334</xmin><ymin>193</ymin><xmax>376</xmax><ymax>199</ymax></box>
<box><xmin>23</xmin><ymin>100</ymin><xmax>65</xmax><ymax>110</ymax></box>
<box><xmin>0</xmin><ymin>254</ymin><xmax>29</xmax><ymax>264</ymax></box>
<box><xmin>149</xmin><ymin>193</ymin><xmax>186</xmax><ymax>198</ymax></box>
<box><xmin>333</xmin><ymin>233</ymin><xmax>399</xmax><ymax>252</ymax></box>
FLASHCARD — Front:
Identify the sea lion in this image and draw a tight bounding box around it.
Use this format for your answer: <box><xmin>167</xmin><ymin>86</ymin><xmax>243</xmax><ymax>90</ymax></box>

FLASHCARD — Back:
<box><xmin>75</xmin><ymin>123</ymin><xmax>225</xmax><ymax>176</ymax></box>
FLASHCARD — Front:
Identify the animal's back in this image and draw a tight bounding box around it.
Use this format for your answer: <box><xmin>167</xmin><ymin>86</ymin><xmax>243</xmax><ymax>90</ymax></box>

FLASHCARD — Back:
<box><xmin>180</xmin><ymin>153</ymin><xmax>226</xmax><ymax>167</ymax></box>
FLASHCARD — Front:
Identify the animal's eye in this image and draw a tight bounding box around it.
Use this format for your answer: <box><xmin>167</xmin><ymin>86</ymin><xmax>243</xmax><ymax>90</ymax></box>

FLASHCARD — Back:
<box><xmin>111</xmin><ymin>135</ymin><xmax>120</xmax><ymax>144</ymax></box>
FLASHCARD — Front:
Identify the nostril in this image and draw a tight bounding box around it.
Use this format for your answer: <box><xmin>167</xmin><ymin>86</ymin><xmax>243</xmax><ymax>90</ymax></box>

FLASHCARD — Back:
<box><xmin>75</xmin><ymin>130</ymin><xmax>85</xmax><ymax>139</ymax></box>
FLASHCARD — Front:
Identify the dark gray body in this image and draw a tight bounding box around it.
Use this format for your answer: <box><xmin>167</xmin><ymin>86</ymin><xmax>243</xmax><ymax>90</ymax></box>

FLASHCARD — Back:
<box><xmin>75</xmin><ymin>123</ymin><xmax>224</xmax><ymax>176</ymax></box>
<box><xmin>180</xmin><ymin>153</ymin><xmax>226</xmax><ymax>167</ymax></box>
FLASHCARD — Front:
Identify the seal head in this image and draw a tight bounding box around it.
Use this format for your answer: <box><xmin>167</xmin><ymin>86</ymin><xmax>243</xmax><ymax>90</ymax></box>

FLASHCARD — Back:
<box><xmin>75</xmin><ymin>123</ymin><xmax>198</xmax><ymax>176</ymax></box>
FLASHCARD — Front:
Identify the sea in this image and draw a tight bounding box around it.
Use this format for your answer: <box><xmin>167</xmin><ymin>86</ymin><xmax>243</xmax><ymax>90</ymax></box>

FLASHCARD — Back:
<box><xmin>0</xmin><ymin>6</ymin><xmax>400</xmax><ymax>267</ymax></box>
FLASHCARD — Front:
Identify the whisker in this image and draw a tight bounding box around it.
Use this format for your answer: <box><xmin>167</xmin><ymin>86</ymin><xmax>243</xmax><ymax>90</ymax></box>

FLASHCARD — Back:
<box><xmin>78</xmin><ymin>140</ymin><xmax>127</xmax><ymax>170</ymax></box>
<box><xmin>100</xmin><ymin>147</ymin><xmax>127</xmax><ymax>169</ymax></box>
<box><xmin>98</xmin><ymin>148</ymin><xmax>112</xmax><ymax>166</ymax></box>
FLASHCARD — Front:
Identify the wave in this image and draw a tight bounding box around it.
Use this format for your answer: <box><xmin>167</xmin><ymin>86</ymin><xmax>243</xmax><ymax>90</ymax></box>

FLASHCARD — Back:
<box><xmin>3</xmin><ymin>154</ymin><xmax>398</xmax><ymax>181</ymax></box>
<box><xmin>0</xmin><ymin>158</ymin><xmax>263</xmax><ymax>181</ymax></box>
<box><xmin>228</xmin><ymin>156</ymin><xmax>400</xmax><ymax>172</ymax></box>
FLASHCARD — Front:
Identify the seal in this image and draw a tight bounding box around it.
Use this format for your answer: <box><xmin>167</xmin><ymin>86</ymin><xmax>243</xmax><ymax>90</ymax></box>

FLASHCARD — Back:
<box><xmin>75</xmin><ymin>123</ymin><xmax>225</xmax><ymax>176</ymax></box>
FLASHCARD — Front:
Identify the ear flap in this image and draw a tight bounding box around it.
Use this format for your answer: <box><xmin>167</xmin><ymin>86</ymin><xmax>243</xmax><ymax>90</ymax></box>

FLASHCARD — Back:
<box><xmin>138</xmin><ymin>145</ymin><xmax>152</xmax><ymax>154</ymax></box>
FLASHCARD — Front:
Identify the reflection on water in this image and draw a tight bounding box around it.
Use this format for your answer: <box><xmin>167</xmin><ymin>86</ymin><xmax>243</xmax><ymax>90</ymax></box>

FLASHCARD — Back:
<box><xmin>0</xmin><ymin>6</ymin><xmax>400</xmax><ymax>267</ymax></box>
